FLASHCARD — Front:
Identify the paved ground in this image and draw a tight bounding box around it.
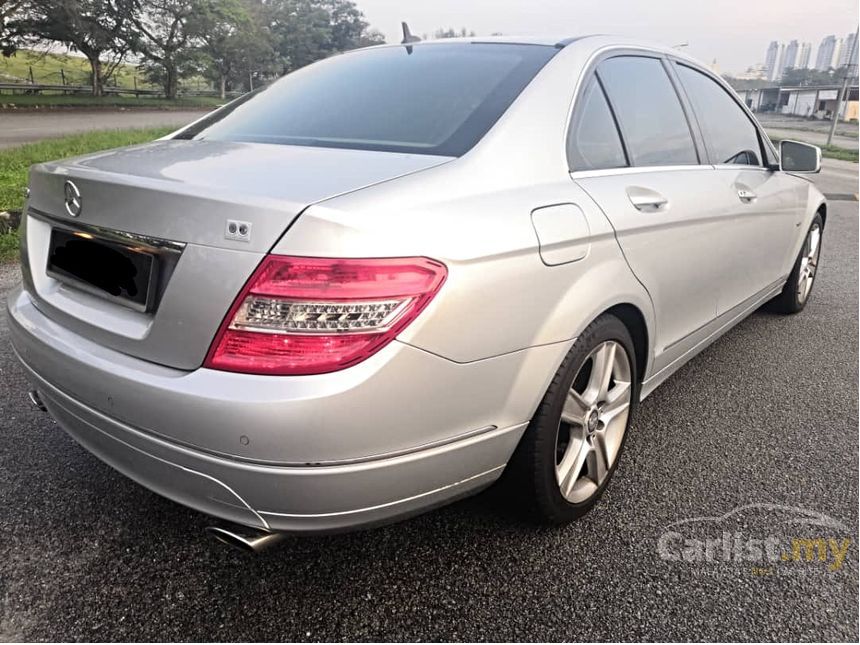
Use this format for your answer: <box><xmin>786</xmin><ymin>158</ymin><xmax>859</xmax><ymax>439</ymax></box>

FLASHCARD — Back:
<box><xmin>0</xmin><ymin>110</ymin><xmax>209</xmax><ymax>149</ymax></box>
<box><xmin>0</xmin><ymin>167</ymin><xmax>857</xmax><ymax>641</ymax></box>
<box><xmin>759</xmin><ymin>114</ymin><xmax>859</xmax><ymax>151</ymax></box>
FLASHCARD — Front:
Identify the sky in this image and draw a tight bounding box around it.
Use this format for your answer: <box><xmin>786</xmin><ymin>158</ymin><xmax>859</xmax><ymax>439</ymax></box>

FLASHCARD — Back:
<box><xmin>356</xmin><ymin>0</ymin><xmax>858</xmax><ymax>74</ymax></box>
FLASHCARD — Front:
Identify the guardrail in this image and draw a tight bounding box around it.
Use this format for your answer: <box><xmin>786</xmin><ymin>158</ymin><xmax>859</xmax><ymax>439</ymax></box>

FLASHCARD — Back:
<box><xmin>0</xmin><ymin>82</ymin><xmax>240</xmax><ymax>99</ymax></box>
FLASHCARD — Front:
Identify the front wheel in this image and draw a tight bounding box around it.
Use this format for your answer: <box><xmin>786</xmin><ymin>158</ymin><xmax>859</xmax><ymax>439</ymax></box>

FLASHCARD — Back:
<box><xmin>506</xmin><ymin>313</ymin><xmax>638</xmax><ymax>524</ymax></box>
<box><xmin>769</xmin><ymin>213</ymin><xmax>823</xmax><ymax>314</ymax></box>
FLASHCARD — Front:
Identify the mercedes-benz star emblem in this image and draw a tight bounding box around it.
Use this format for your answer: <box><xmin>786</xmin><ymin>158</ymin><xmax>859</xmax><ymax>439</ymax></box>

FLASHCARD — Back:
<box><xmin>63</xmin><ymin>180</ymin><xmax>82</xmax><ymax>217</ymax></box>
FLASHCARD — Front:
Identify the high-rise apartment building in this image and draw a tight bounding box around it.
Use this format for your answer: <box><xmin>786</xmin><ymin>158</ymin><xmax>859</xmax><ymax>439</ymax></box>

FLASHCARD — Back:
<box><xmin>815</xmin><ymin>35</ymin><xmax>839</xmax><ymax>70</ymax></box>
<box><xmin>783</xmin><ymin>40</ymin><xmax>799</xmax><ymax>71</ymax></box>
<box><xmin>765</xmin><ymin>41</ymin><xmax>781</xmax><ymax>80</ymax></box>
<box><xmin>837</xmin><ymin>31</ymin><xmax>858</xmax><ymax>68</ymax></box>
<box><xmin>798</xmin><ymin>42</ymin><xmax>812</xmax><ymax>69</ymax></box>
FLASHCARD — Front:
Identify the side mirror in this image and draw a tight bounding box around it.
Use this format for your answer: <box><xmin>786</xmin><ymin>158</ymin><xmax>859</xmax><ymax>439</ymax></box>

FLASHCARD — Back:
<box><xmin>779</xmin><ymin>140</ymin><xmax>821</xmax><ymax>173</ymax></box>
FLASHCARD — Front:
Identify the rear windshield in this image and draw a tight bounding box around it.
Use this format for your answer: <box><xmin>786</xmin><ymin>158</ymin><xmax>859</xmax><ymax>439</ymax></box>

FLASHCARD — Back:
<box><xmin>178</xmin><ymin>43</ymin><xmax>557</xmax><ymax>157</ymax></box>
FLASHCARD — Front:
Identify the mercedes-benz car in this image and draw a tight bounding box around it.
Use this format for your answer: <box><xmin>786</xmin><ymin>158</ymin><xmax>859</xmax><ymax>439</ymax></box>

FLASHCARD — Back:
<box><xmin>7</xmin><ymin>35</ymin><xmax>825</xmax><ymax>552</ymax></box>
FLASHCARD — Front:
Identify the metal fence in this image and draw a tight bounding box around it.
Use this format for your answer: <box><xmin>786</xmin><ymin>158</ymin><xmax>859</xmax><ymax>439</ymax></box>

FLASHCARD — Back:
<box><xmin>0</xmin><ymin>81</ymin><xmax>240</xmax><ymax>99</ymax></box>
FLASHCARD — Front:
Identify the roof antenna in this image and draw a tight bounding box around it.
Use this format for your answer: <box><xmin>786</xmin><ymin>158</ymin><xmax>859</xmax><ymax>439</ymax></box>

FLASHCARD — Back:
<box><xmin>401</xmin><ymin>21</ymin><xmax>421</xmax><ymax>53</ymax></box>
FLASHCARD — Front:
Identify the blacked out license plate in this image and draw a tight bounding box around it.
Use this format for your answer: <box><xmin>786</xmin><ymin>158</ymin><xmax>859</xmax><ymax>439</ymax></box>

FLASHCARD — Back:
<box><xmin>46</xmin><ymin>228</ymin><xmax>157</xmax><ymax>311</ymax></box>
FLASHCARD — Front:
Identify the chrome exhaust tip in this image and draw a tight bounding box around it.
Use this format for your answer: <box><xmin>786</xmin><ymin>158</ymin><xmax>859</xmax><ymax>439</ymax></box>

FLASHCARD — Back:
<box><xmin>28</xmin><ymin>389</ymin><xmax>47</xmax><ymax>412</ymax></box>
<box><xmin>205</xmin><ymin>525</ymin><xmax>286</xmax><ymax>554</ymax></box>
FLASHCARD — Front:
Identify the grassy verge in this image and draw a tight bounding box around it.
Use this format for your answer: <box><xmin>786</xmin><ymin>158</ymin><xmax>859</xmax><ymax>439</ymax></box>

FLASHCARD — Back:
<box><xmin>0</xmin><ymin>127</ymin><xmax>173</xmax><ymax>263</ymax></box>
<box><xmin>1</xmin><ymin>49</ymin><xmax>148</xmax><ymax>89</ymax></box>
<box><xmin>0</xmin><ymin>94</ymin><xmax>224</xmax><ymax>110</ymax></box>
<box><xmin>817</xmin><ymin>144</ymin><xmax>859</xmax><ymax>163</ymax></box>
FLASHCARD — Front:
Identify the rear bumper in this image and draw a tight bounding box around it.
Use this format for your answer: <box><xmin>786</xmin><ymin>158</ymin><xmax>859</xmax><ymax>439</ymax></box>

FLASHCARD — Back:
<box><xmin>8</xmin><ymin>285</ymin><xmax>566</xmax><ymax>533</ymax></box>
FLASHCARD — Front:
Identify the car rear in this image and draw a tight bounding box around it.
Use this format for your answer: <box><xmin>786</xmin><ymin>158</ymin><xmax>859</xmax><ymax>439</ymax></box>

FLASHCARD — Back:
<box><xmin>6</xmin><ymin>41</ymin><xmax>563</xmax><ymax>533</ymax></box>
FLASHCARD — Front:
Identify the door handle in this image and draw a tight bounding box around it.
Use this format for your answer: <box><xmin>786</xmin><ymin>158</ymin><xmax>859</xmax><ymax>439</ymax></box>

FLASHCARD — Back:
<box><xmin>627</xmin><ymin>186</ymin><xmax>668</xmax><ymax>212</ymax></box>
<box><xmin>737</xmin><ymin>189</ymin><xmax>757</xmax><ymax>203</ymax></box>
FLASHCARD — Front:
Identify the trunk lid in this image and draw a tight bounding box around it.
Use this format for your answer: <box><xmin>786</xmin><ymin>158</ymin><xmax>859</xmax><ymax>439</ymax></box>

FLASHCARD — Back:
<box><xmin>22</xmin><ymin>140</ymin><xmax>451</xmax><ymax>370</ymax></box>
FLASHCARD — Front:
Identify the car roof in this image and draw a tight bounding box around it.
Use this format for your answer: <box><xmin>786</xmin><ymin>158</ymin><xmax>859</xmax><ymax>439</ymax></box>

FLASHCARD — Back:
<box><xmin>394</xmin><ymin>34</ymin><xmax>705</xmax><ymax>67</ymax></box>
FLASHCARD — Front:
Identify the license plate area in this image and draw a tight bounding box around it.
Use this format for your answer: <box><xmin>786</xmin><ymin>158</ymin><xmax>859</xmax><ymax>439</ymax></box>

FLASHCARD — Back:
<box><xmin>46</xmin><ymin>228</ymin><xmax>158</xmax><ymax>312</ymax></box>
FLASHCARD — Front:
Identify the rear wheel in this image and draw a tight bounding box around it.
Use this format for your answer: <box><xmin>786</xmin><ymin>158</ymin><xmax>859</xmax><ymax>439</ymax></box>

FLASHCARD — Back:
<box><xmin>769</xmin><ymin>213</ymin><xmax>823</xmax><ymax>314</ymax></box>
<box><xmin>507</xmin><ymin>314</ymin><xmax>638</xmax><ymax>524</ymax></box>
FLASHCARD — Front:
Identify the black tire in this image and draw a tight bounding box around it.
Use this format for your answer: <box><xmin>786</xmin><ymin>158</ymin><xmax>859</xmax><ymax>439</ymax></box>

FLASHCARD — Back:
<box><xmin>768</xmin><ymin>213</ymin><xmax>824</xmax><ymax>314</ymax></box>
<box><xmin>505</xmin><ymin>313</ymin><xmax>639</xmax><ymax>524</ymax></box>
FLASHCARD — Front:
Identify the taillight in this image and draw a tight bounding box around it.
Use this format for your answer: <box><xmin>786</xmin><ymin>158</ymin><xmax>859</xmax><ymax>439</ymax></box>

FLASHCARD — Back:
<box><xmin>204</xmin><ymin>256</ymin><xmax>447</xmax><ymax>375</ymax></box>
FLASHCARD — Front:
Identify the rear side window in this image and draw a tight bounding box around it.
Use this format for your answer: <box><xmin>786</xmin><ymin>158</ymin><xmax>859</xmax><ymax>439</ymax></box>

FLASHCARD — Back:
<box><xmin>597</xmin><ymin>56</ymin><xmax>698</xmax><ymax>166</ymax></box>
<box><xmin>181</xmin><ymin>43</ymin><xmax>557</xmax><ymax>157</ymax></box>
<box><xmin>675</xmin><ymin>64</ymin><xmax>762</xmax><ymax>166</ymax></box>
<box><xmin>567</xmin><ymin>77</ymin><xmax>628</xmax><ymax>170</ymax></box>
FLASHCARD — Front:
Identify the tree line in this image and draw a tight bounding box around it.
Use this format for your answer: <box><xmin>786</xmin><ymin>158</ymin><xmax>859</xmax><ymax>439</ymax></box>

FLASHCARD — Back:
<box><xmin>0</xmin><ymin>0</ymin><xmax>387</xmax><ymax>98</ymax></box>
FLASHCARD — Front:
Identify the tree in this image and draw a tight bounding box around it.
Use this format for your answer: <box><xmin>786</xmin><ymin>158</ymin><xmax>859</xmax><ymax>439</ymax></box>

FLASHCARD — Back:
<box><xmin>432</xmin><ymin>27</ymin><xmax>476</xmax><ymax>39</ymax></box>
<box><xmin>1</xmin><ymin>1</ymin><xmax>26</xmax><ymax>55</ymax></box>
<box><xmin>190</xmin><ymin>0</ymin><xmax>274</xmax><ymax>98</ymax></box>
<box><xmin>2</xmin><ymin>1</ymin><xmax>130</xmax><ymax>95</ymax></box>
<box><xmin>780</xmin><ymin>67</ymin><xmax>842</xmax><ymax>86</ymax></box>
<box><xmin>264</xmin><ymin>0</ymin><xmax>385</xmax><ymax>74</ymax></box>
<box><xmin>123</xmin><ymin>0</ymin><xmax>197</xmax><ymax>99</ymax></box>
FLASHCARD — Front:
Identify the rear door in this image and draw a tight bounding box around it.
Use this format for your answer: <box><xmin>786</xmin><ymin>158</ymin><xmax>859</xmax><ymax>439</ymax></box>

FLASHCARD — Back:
<box><xmin>570</xmin><ymin>54</ymin><xmax>740</xmax><ymax>372</ymax></box>
<box><xmin>672</xmin><ymin>61</ymin><xmax>802</xmax><ymax>314</ymax></box>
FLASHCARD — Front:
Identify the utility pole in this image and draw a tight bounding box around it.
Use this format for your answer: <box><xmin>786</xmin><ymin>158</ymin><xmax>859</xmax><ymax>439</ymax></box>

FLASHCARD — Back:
<box><xmin>827</xmin><ymin>26</ymin><xmax>858</xmax><ymax>146</ymax></box>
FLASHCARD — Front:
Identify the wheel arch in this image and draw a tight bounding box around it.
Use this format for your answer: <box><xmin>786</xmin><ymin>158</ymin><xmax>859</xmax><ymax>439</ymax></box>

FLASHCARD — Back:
<box><xmin>817</xmin><ymin>201</ymin><xmax>827</xmax><ymax>228</ymax></box>
<box><xmin>604</xmin><ymin>303</ymin><xmax>649</xmax><ymax>385</ymax></box>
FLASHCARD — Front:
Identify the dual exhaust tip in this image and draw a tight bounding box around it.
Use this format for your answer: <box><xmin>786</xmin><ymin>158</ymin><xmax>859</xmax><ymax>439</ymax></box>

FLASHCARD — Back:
<box><xmin>31</xmin><ymin>388</ymin><xmax>282</xmax><ymax>555</ymax></box>
<box><xmin>205</xmin><ymin>525</ymin><xmax>287</xmax><ymax>554</ymax></box>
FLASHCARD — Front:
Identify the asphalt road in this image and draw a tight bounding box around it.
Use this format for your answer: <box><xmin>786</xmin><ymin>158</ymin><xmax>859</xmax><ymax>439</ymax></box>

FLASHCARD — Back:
<box><xmin>0</xmin><ymin>110</ymin><xmax>209</xmax><ymax>149</ymax></box>
<box><xmin>0</xmin><ymin>167</ymin><xmax>857</xmax><ymax>641</ymax></box>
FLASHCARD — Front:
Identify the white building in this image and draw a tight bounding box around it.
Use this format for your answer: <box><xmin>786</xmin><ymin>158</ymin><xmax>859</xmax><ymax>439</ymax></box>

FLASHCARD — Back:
<box><xmin>815</xmin><ymin>35</ymin><xmax>840</xmax><ymax>70</ymax></box>
<box><xmin>837</xmin><ymin>31</ymin><xmax>858</xmax><ymax>68</ymax></box>
<box><xmin>736</xmin><ymin>64</ymin><xmax>768</xmax><ymax>81</ymax></box>
<box><xmin>798</xmin><ymin>42</ymin><xmax>812</xmax><ymax>69</ymax></box>
<box><xmin>765</xmin><ymin>41</ymin><xmax>781</xmax><ymax>81</ymax></box>
<box><xmin>783</xmin><ymin>40</ymin><xmax>799</xmax><ymax>71</ymax></box>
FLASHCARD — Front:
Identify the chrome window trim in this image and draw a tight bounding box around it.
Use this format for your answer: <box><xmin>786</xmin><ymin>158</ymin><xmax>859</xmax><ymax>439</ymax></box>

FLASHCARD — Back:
<box><xmin>569</xmin><ymin>164</ymin><xmax>714</xmax><ymax>180</ymax></box>
<box><xmin>711</xmin><ymin>164</ymin><xmax>771</xmax><ymax>172</ymax></box>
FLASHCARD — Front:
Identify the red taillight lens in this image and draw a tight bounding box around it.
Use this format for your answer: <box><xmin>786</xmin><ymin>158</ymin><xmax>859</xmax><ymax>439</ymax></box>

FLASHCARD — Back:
<box><xmin>204</xmin><ymin>256</ymin><xmax>447</xmax><ymax>375</ymax></box>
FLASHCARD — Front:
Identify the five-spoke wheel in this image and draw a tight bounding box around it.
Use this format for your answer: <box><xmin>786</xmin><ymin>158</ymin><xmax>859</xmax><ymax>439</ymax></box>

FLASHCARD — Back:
<box><xmin>507</xmin><ymin>313</ymin><xmax>638</xmax><ymax>524</ymax></box>
<box><xmin>770</xmin><ymin>213</ymin><xmax>824</xmax><ymax>314</ymax></box>
<box><xmin>556</xmin><ymin>340</ymin><xmax>632</xmax><ymax>503</ymax></box>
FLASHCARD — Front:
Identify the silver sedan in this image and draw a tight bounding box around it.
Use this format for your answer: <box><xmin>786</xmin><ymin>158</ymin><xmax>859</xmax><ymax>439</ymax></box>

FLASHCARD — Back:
<box><xmin>7</xmin><ymin>35</ymin><xmax>825</xmax><ymax>552</ymax></box>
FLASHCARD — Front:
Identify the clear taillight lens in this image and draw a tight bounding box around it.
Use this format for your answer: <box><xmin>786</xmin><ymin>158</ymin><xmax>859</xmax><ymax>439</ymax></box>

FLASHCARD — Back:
<box><xmin>204</xmin><ymin>256</ymin><xmax>447</xmax><ymax>375</ymax></box>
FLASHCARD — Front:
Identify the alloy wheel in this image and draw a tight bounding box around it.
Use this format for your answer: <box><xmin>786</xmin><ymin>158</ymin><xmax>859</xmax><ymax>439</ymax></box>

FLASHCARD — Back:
<box><xmin>796</xmin><ymin>223</ymin><xmax>821</xmax><ymax>304</ymax></box>
<box><xmin>555</xmin><ymin>340</ymin><xmax>633</xmax><ymax>503</ymax></box>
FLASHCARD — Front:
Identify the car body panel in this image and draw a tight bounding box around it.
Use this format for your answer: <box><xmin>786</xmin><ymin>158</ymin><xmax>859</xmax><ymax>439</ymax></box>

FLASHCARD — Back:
<box><xmin>710</xmin><ymin>166</ymin><xmax>803</xmax><ymax>315</ymax></box>
<box><xmin>575</xmin><ymin>167</ymin><xmax>729</xmax><ymax>370</ymax></box>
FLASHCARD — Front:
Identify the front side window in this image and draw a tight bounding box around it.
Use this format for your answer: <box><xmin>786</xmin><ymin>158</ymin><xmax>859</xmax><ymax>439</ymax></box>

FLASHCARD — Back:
<box><xmin>179</xmin><ymin>43</ymin><xmax>558</xmax><ymax>157</ymax></box>
<box><xmin>597</xmin><ymin>56</ymin><xmax>699</xmax><ymax>166</ymax></box>
<box><xmin>567</xmin><ymin>76</ymin><xmax>628</xmax><ymax>171</ymax></box>
<box><xmin>675</xmin><ymin>64</ymin><xmax>762</xmax><ymax>166</ymax></box>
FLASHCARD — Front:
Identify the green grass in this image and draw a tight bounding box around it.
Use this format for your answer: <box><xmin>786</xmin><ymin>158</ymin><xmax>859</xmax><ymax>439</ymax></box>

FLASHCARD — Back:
<box><xmin>1</xmin><ymin>48</ymin><xmax>211</xmax><ymax>92</ymax></box>
<box><xmin>819</xmin><ymin>145</ymin><xmax>859</xmax><ymax>163</ymax></box>
<box><xmin>0</xmin><ymin>227</ymin><xmax>19</xmax><ymax>262</ymax></box>
<box><xmin>0</xmin><ymin>94</ymin><xmax>225</xmax><ymax>109</ymax></box>
<box><xmin>0</xmin><ymin>127</ymin><xmax>173</xmax><ymax>262</ymax></box>
<box><xmin>1</xmin><ymin>49</ymin><xmax>147</xmax><ymax>88</ymax></box>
